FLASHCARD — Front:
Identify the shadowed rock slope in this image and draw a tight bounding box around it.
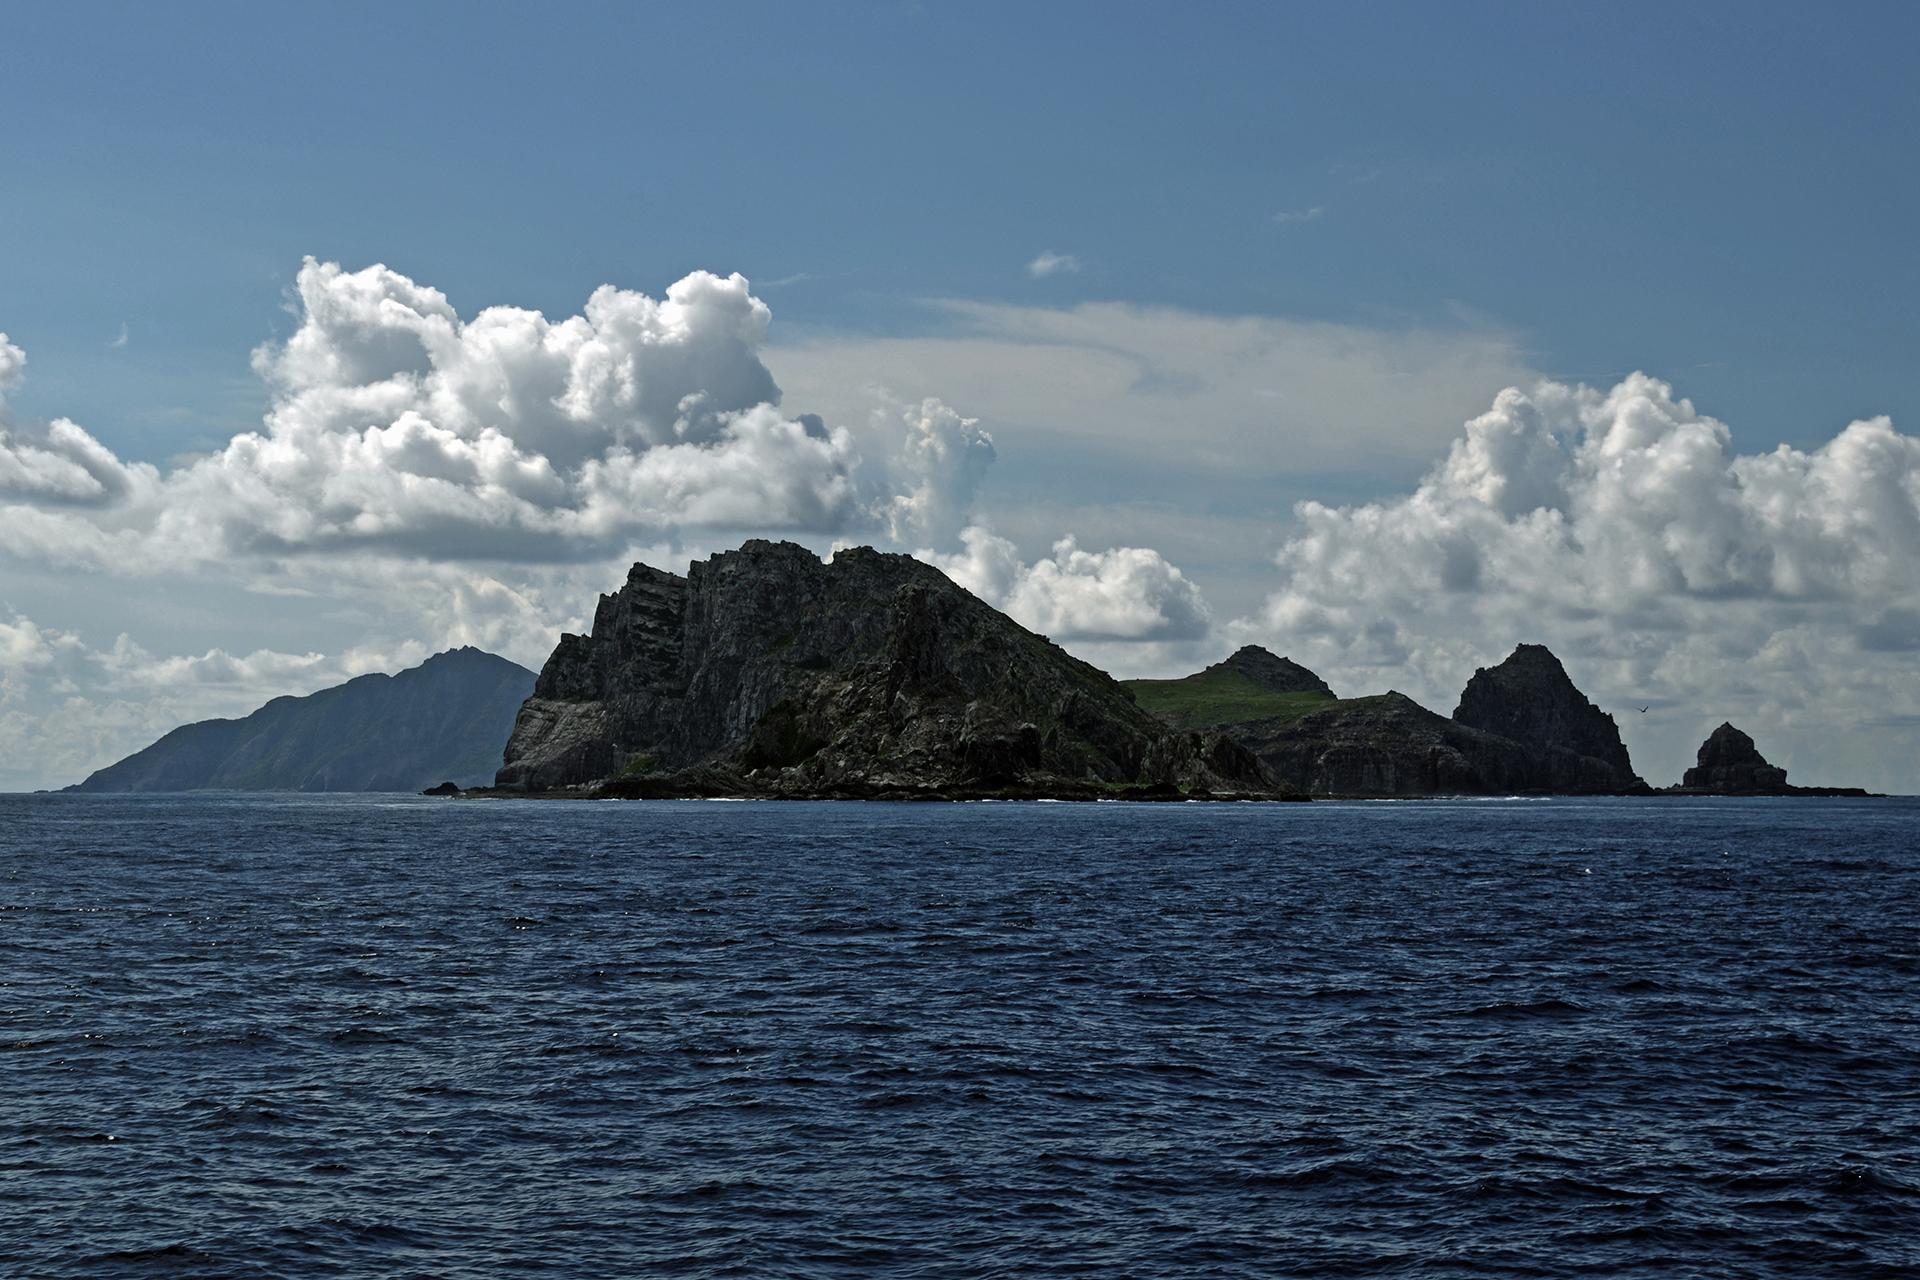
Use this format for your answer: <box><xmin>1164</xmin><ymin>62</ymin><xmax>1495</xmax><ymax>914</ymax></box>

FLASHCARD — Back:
<box><xmin>492</xmin><ymin>540</ymin><xmax>1295</xmax><ymax>800</ymax></box>
<box><xmin>1451</xmin><ymin>645</ymin><xmax>1648</xmax><ymax>794</ymax></box>
<box><xmin>1222</xmin><ymin>692</ymin><xmax>1544</xmax><ymax>796</ymax></box>
<box><xmin>69</xmin><ymin>648</ymin><xmax>535</xmax><ymax>792</ymax></box>
<box><xmin>1144</xmin><ymin>642</ymin><xmax>1650</xmax><ymax>796</ymax></box>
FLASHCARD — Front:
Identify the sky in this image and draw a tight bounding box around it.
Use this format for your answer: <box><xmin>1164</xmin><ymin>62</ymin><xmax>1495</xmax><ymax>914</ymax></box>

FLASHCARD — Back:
<box><xmin>1</xmin><ymin>0</ymin><xmax>1918</xmax><ymax>791</ymax></box>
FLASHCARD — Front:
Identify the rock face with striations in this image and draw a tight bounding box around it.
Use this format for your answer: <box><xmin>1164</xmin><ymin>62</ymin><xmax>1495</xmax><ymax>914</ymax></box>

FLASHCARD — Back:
<box><xmin>494</xmin><ymin>540</ymin><xmax>1292</xmax><ymax>799</ymax></box>
<box><xmin>1451</xmin><ymin>644</ymin><xmax>1647</xmax><ymax>794</ymax></box>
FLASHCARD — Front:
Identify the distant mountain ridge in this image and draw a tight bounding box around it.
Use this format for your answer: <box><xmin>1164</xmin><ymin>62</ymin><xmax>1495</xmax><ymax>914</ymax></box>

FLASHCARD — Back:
<box><xmin>67</xmin><ymin>647</ymin><xmax>535</xmax><ymax>792</ymax></box>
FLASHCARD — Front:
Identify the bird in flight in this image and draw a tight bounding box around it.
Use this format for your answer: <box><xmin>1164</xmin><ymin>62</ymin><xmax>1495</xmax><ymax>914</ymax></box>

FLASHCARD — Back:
<box><xmin>1637</xmin><ymin>706</ymin><xmax>1649</xmax><ymax>713</ymax></box>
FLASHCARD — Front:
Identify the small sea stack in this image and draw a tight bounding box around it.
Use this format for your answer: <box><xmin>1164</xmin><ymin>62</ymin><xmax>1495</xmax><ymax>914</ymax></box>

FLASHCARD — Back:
<box><xmin>1668</xmin><ymin>722</ymin><xmax>1870</xmax><ymax>796</ymax></box>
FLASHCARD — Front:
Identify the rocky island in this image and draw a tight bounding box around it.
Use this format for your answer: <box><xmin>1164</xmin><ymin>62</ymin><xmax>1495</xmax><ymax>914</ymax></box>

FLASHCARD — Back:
<box><xmin>460</xmin><ymin>539</ymin><xmax>1874</xmax><ymax>802</ymax></box>
<box><xmin>60</xmin><ymin>538</ymin><xmax>1879</xmax><ymax>800</ymax></box>
<box><xmin>1129</xmin><ymin>642</ymin><xmax>1650</xmax><ymax>796</ymax></box>
<box><xmin>69</xmin><ymin>647</ymin><xmax>535</xmax><ymax>792</ymax></box>
<box><xmin>484</xmin><ymin>540</ymin><xmax>1298</xmax><ymax>800</ymax></box>
<box><xmin>1665</xmin><ymin>722</ymin><xmax>1871</xmax><ymax>796</ymax></box>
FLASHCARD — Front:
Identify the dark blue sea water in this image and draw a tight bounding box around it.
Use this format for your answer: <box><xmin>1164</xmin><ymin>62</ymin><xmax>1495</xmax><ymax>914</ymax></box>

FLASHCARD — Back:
<box><xmin>3</xmin><ymin>794</ymin><xmax>1917</xmax><ymax>1278</ymax></box>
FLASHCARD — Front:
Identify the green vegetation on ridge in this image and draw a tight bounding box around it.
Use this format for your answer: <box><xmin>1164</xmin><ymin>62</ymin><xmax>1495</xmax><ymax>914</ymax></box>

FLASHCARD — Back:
<box><xmin>1124</xmin><ymin>667</ymin><xmax>1337</xmax><ymax>731</ymax></box>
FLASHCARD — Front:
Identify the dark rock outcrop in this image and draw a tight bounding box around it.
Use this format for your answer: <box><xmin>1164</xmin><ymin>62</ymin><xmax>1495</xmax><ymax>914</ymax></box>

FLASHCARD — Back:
<box><xmin>493</xmin><ymin>540</ymin><xmax>1299</xmax><ymax>800</ymax></box>
<box><xmin>1223</xmin><ymin>692</ymin><xmax>1542</xmax><ymax>796</ymax></box>
<box><xmin>1162</xmin><ymin>642</ymin><xmax>1649</xmax><ymax>795</ymax></box>
<box><xmin>1682</xmin><ymin>723</ymin><xmax>1788</xmax><ymax>793</ymax></box>
<box><xmin>69</xmin><ymin>648</ymin><xmax>535</xmax><ymax>792</ymax></box>
<box><xmin>1670</xmin><ymin>722</ymin><xmax>1869</xmax><ymax>796</ymax></box>
<box><xmin>1211</xmin><ymin>646</ymin><xmax>1334</xmax><ymax>697</ymax></box>
<box><xmin>1452</xmin><ymin>645</ymin><xmax>1648</xmax><ymax>794</ymax></box>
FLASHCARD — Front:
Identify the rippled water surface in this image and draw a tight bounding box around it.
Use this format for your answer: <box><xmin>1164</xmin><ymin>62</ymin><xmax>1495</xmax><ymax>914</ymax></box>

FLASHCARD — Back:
<box><xmin>4</xmin><ymin>794</ymin><xmax>1918</xmax><ymax>1277</ymax></box>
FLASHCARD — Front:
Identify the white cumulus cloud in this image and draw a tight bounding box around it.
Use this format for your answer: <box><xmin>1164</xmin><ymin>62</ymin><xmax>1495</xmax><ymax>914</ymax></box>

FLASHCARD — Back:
<box><xmin>1243</xmin><ymin>373</ymin><xmax>1920</xmax><ymax>790</ymax></box>
<box><xmin>921</xmin><ymin>525</ymin><xmax>1211</xmax><ymax>641</ymax></box>
<box><xmin>0</xmin><ymin>261</ymin><xmax>867</xmax><ymax>573</ymax></box>
<box><xmin>874</xmin><ymin>397</ymin><xmax>997</xmax><ymax>545</ymax></box>
<box><xmin>0</xmin><ymin>334</ymin><xmax>24</xmax><ymax>389</ymax></box>
<box><xmin>0</xmin><ymin>334</ymin><xmax>150</xmax><ymax>505</ymax></box>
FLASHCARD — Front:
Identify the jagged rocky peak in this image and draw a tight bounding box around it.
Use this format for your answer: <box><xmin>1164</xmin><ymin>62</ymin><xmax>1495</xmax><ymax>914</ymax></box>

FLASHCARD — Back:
<box><xmin>1682</xmin><ymin>723</ymin><xmax>1790</xmax><ymax>793</ymax></box>
<box><xmin>496</xmin><ymin>539</ymin><xmax>1292</xmax><ymax>799</ymax></box>
<box><xmin>1210</xmin><ymin>646</ymin><xmax>1334</xmax><ymax>697</ymax></box>
<box><xmin>1452</xmin><ymin>644</ymin><xmax>1645</xmax><ymax>793</ymax></box>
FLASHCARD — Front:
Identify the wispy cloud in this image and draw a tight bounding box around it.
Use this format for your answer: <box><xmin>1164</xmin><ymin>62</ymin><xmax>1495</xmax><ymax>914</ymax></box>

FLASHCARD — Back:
<box><xmin>109</xmin><ymin>322</ymin><xmax>128</xmax><ymax>349</ymax></box>
<box><xmin>1026</xmin><ymin>251</ymin><xmax>1082</xmax><ymax>278</ymax></box>
<box><xmin>1271</xmin><ymin>207</ymin><xmax>1324</xmax><ymax>225</ymax></box>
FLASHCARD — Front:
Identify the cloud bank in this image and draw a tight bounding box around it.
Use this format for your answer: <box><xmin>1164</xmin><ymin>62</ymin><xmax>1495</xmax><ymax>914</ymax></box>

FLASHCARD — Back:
<box><xmin>0</xmin><ymin>262</ymin><xmax>885</xmax><ymax>572</ymax></box>
<box><xmin>767</xmin><ymin>299</ymin><xmax>1536</xmax><ymax>485</ymax></box>
<box><xmin>1244</xmin><ymin>373</ymin><xmax>1920</xmax><ymax>789</ymax></box>
<box><xmin>0</xmin><ymin>271</ymin><xmax>1232</xmax><ymax>785</ymax></box>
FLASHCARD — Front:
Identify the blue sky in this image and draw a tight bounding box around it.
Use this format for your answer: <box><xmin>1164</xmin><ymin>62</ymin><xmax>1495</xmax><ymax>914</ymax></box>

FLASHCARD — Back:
<box><xmin>1</xmin><ymin>1</ymin><xmax>1918</xmax><ymax>790</ymax></box>
<box><xmin>9</xmin><ymin>2</ymin><xmax>1917</xmax><ymax>453</ymax></box>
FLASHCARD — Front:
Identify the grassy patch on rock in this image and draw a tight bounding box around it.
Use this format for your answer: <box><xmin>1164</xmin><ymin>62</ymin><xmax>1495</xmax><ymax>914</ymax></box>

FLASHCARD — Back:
<box><xmin>1125</xmin><ymin>668</ymin><xmax>1336</xmax><ymax>731</ymax></box>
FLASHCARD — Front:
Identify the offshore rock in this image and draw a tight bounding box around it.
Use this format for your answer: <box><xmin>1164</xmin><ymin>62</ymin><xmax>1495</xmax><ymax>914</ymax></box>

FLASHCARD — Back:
<box><xmin>493</xmin><ymin>540</ymin><xmax>1301</xmax><ymax>800</ymax></box>
<box><xmin>1670</xmin><ymin>722</ymin><xmax>1869</xmax><ymax>796</ymax></box>
<box><xmin>1683</xmin><ymin>723</ymin><xmax>1789</xmax><ymax>793</ymax></box>
<box><xmin>1452</xmin><ymin>644</ymin><xmax>1649</xmax><ymax>794</ymax></box>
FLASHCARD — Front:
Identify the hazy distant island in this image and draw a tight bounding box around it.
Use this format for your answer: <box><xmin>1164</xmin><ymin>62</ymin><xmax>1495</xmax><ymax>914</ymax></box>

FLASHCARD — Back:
<box><xmin>66</xmin><ymin>541</ymin><xmax>1876</xmax><ymax>799</ymax></box>
<box><xmin>65</xmin><ymin>647</ymin><xmax>534</xmax><ymax>793</ymax></box>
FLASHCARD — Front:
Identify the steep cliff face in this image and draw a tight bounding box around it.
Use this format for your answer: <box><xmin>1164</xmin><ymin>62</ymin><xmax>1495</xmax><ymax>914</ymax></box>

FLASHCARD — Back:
<box><xmin>496</xmin><ymin>541</ymin><xmax>1291</xmax><ymax>799</ymax></box>
<box><xmin>1452</xmin><ymin>645</ymin><xmax>1646</xmax><ymax>793</ymax></box>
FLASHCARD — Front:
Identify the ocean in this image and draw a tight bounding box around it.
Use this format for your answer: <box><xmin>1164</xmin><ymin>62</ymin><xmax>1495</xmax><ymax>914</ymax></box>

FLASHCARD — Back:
<box><xmin>4</xmin><ymin>793</ymin><xmax>1917</xmax><ymax>1278</ymax></box>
